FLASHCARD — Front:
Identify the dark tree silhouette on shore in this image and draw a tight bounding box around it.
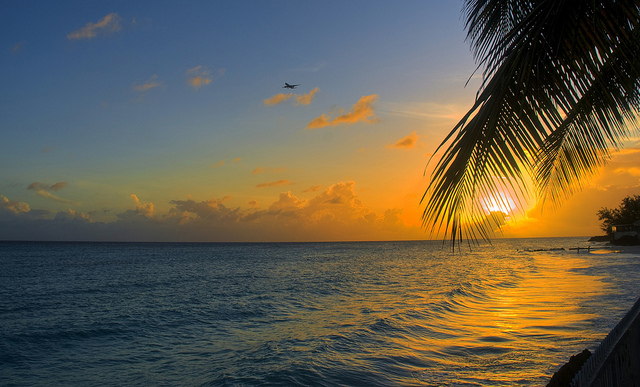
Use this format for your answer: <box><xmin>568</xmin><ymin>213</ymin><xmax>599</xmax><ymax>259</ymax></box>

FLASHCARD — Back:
<box><xmin>598</xmin><ymin>195</ymin><xmax>640</xmax><ymax>236</ymax></box>
<box><xmin>423</xmin><ymin>0</ymin><xmax>640</xmax><ymax>245</ymax></box>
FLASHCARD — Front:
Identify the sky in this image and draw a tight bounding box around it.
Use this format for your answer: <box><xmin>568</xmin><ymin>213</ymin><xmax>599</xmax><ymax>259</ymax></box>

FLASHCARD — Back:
<box><xmin>2</xmin><ymin>1</ymin><xmax>640</xmax><ymax>242</ymax></box>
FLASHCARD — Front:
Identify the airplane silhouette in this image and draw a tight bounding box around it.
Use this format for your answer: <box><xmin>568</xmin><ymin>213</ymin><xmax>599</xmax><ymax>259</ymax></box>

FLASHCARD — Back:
<box><xmin>283</xmin><ymin>83</ymin><xmax>300</xmax><ymax>89</ymax></box>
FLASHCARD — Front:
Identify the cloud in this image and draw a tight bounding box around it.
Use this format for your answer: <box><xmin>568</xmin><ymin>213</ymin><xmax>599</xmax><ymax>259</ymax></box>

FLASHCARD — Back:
<box><xmin>1</xmin><ymin>195</ymin><xmax>30</xmax><ymax>214</ymax></box>
<box><xmin>133</xmin><ymin>74</ymin><xmax>162</xmax><ymax>92</ymax></box>
<box><xmin>50</xmin><ymin>182</ymin><xmax>68</xmax><ymax>191</ymax></box>
<box><xmin>55</xmin><ymin>209</ymin><xmax>92</xmax><ymax>222</ymax></box>
<box><xmin>294</xmin><ymin>87</ymin><xmax>320</xmax><ymax>105</ymax></box>
<box><xmin>0</xmin><ymin>181</ymin><xmax>425</xmax><ymax>242</ymax></box>
<box><xmin>268</xmin><ymin>191</ymin><xmax>307</xmax><ymax>213</ymax></box>
<box><xmin>379</xmin><ymin>101</ymin><xmax>468</xmax><ymax>121</ymax></box>
<box><xmin>308</xmin><ymin>94</ymin><xmax>379</xmax><ymax>129</ymax></box>
<box><xmin>28</xmin><ymin>182</ymin><xmax>68</xmax><ymax>191</ymax></box>
<box><xmin>264</xmin><ymin>93</ymin><xmax>293</xmax><ymax>106</ymax></box>
<box><xmin>32</xmin><ymin>190</ymin><xmax>77</xmax><ymax>205</ymax></box>
<box><xmin>256</xmin><ymin>179</ymin><xmax>291</xmax><ymax>188</ymax></box>
<box><xmin>614</xmin><ymin>167</ymin><xmax>640</xmax><ymax>177</ymax></box>
<box><xmin>131</xmin><ymin>194</ymin><xmax>154</xmax><ymax>217</ymax></box>
<box><xmin>386</xmin><ymin>131</ymin><xmax>419</xmax><ymax>149</ymax></box>
<box><xmin>11</xmin><ymin>41</ymin><xmax>25</xmax><ymax>53</ymax></box>
<box><xmin>186</xmin><ymin>66</ymin><xmax>211</xmax><ymax>89</ymax></box>
<box><xmin>615</xmin><ymin>146</ymin><xmax>640</xmax><ymax>156</ymax></box>
<box><xmin>264</xmin><ymin>87</ymin><xmax>320</xmax><ymax>106</ymax></box>
<box><xmin>303</xmin><ymin>185</ymin><xmax>322</xmax><ymax>193</ymax></box>
<box><xmin>67</xmin><ymin>13</ymin><xmax>122</xmax><ymax>40</ymax></box>
<box><xmin>186</xmin><ymin>66</ymin><xmax>224</xmax><ymax>90</ymax></box>
<box><xmin>27</xmin><ymin>182</ymin><xmax>77</xmax><ymax>205</ymax></box>
<box><xmin>169</xmin><ymin>197</ymin><xmax>239</xmax><ymax>221</ymax></box>
<box><xmin>118</xmin><ymin>194</ymin><xmax>154</xmax><ymax>220</ymax></box>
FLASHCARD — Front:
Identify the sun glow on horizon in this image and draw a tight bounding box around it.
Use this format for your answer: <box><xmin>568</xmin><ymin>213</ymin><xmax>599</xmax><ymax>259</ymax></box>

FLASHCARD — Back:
<box><xmin>481</xmin><ymin>193</ymin><xmax>517</xmax><ymax>215</ymax></box>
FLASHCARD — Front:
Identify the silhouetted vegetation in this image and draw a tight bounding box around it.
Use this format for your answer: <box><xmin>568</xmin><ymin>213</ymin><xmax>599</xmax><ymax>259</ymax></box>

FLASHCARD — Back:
<box><xmin>598</xmin><ymin>195</ymin><xmax>640</xmax><ymax>236</ymax></box>
<box><xmin>423</xmin><ymin>1</ymin><xmax>640</xmax><ymax>246</ymax></box>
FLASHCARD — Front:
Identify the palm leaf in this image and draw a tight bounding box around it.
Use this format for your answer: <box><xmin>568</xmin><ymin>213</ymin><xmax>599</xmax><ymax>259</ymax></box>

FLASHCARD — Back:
<box><xmin>423</xmin><ymin>0</ymin><xmax>640</xmax><ymax>246</ymax></box>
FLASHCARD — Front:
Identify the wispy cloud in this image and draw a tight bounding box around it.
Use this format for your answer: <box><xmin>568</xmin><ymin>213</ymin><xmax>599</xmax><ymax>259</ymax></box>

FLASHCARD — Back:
<box><xmin>303</xmin><ymin>185</ymin><xmax>322</xmax><ymax>193</ymax></box>
<box><xmin>308</xmin><ymin>95</ymin><xmax>379</xmax><ymax>129</ymax></box>
<box><xmin>27</xmin><ymin>182</ymin><xmax>77</xmax><ymax>205</ymax></box>
<box><xmin>615</xmin><ymin>146</ymin><xmax>640</xmax><ymax>156</ymax></box>
<box><xmin>264</xmin><ymin>93</ymin><xmax>293</xmax><ymax>106</ymax></box>
<box><xmin>256</xmin><ymin>179</ymin><xmax>291</xmax><ymax>188</ymax></box>
<box><xmin>67</xmin><ymin>13</ymin><xmax>122</xmax><ymax>40</ymax></box>
<box><xmin>186</xmin><ymin>66</ymin><xmax>224</xmax><ymax>90</ymax></box>
<box><xmin>294</xmin><ymin>87</ymin><xmax>319</xmax><ymax>106</ymax></box>
<box><xmin>133</xmin><ymin>74</ymin><xmax>162</xmax><ymax>92</ymax></box>
<box><xmin>379</xmin><ymin>101</ymin><xmax>467</xmax><ymax>121</ymax></box>
<box><xmin>614</xmin><ymin>167</ymin><xmax>640</xmax><ymax>177</ymax></box>
<box><xmin>264</xmin><ymin>87</ymin><xmax>320</xmax><ymax>106</ymax></box>
<box><xmin>386</xmin><ymin>131</ymin><xmax>419</xmax><ymax>150</ymax></box>
<box><xmin>28</xmin><ymin>182</ymin><xmax>69</xmax><ymax>191</ymax></box>
<box><xmin>11</xmin><ymin>41</ymin><xmax>25</xmax><ymax>53</ymax></box>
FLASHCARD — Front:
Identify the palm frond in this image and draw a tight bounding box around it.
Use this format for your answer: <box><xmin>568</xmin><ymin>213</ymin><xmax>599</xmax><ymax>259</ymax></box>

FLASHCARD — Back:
<box><xmin>423</xmin><ymin>0</ymin><xmax>640</xmax><ymax>245</ymax></box>
<box><xmin>537</xmin><ymin>14</ymin><xmax>640</xmax><ymax>205</ymax></box>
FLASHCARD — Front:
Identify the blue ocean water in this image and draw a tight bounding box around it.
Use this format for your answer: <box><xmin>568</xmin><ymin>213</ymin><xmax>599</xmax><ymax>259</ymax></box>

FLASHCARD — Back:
<box><xmin>1</xmin><ymin>238</ymin><xmax>639</xmax><ymax>386</ymax></box>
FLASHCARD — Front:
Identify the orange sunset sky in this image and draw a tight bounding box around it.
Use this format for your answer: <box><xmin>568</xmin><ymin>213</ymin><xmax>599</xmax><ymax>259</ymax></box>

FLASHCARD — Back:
<box><xmin>2</xmin><ymin>1</ymin><xmax>639</xmax><ymax>242</ymax></box>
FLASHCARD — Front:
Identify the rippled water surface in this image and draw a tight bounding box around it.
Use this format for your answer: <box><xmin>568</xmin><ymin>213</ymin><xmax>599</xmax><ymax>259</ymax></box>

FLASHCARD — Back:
<box><xmin>1</xmin><ymin>238</ymin><xmax>639</xmax><ymax>386</ymax></box>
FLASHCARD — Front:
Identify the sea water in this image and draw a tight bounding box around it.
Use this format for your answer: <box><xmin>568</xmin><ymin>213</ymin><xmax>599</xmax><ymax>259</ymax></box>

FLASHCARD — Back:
<box><xmin>1</xmin><ymin>237</ymin><xmax>639</xmax><ymax>386</ymax></box>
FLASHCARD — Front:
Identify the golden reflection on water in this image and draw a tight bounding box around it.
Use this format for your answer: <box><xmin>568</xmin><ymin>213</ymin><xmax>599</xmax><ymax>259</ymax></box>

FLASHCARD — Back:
<box><xmin>230</xmin><ymin>243</ymin><xmax>612</xmax><ymax>385</ymax></box>
<box><xmin>412</xmin><ymin>250</ymin><xmax>609</xmax><ymax>384</ymax></box>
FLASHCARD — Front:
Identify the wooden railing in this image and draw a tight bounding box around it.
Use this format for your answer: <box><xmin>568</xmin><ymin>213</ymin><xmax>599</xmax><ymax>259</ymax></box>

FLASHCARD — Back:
<box><xmin>570</xmin><ymin>296</ymin><xmax>640</xmax><ymax>386</ymax></box>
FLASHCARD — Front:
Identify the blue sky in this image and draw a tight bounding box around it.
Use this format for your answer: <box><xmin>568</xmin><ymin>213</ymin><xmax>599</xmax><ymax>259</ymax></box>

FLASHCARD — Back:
<box><xmin>2</xmin><ymin>1</ymin><xmax>636</xmax><ymax>241</ymax></box>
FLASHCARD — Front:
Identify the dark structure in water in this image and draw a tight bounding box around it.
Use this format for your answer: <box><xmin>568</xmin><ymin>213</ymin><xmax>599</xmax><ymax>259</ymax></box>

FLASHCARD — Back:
<box><xmin>564</xmin><ymin>296</ymin><xmax>640</xmax><ymax>386</ymax></box>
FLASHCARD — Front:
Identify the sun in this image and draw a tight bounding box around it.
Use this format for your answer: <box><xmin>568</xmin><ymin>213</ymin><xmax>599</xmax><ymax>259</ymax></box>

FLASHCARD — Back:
<box><xmin>481</xmin><ymin>193</ymin><xmax>516</xmax><ymax>215</ymax></box>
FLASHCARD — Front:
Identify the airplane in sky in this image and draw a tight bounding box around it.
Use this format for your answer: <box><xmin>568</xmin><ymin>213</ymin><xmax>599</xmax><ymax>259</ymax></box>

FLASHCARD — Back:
<box><xmin>283</xmin><ymin>83</ymin><xmax>300</xmax><ymax>89</ymax></box>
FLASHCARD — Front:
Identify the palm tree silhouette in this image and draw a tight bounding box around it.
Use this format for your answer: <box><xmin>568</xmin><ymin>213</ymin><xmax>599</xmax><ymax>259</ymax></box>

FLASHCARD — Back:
<box><xmin>423</xmin><ymin>0</ymin><xmax>640</xmax><ymax>245</ymax></box>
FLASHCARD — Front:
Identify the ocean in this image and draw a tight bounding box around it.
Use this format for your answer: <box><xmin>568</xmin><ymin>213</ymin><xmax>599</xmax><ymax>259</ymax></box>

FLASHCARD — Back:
<box><xmin>1</xmin><ymin>237</ymin><xmax>639</xmax><ymax>386</ymax></box>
